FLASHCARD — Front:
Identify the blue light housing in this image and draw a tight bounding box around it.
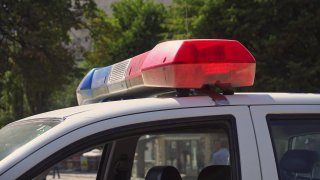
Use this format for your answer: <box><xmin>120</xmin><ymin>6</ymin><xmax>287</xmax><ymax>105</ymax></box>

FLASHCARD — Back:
<box><xmin>78</xmin><ymin>69</ymin><xmax>97</xmax><ymax>90</ymax></box>
<box><xmin>91</xmin><ymin>67</ymin><xmax>112</xmax><ymax>89</ymax></box>
<box><xmin>77</xmin><ymin>67</ymin><xmax>114</xmax><ymax>105</ymax></box>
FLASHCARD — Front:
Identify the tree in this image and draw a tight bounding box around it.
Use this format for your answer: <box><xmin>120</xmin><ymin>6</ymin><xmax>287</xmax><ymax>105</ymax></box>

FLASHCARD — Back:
<box><xmin>83</xmin><ymin>8</ymin><xmax>120</xmax><ymax>68</ymax></box>
<box><xmin>84</xmin><ymin>0</ymin><xmax>167</xmax><ymax>68</ymax></box>
<box><xmin>165</xmin><ymin>0</ymin><xmax>204</xmax><ymax>39</ymax></box>
<box><xmin>167</xmin><ymin>0</ymin><xmax>320</xmax><ymax>92</ymax></box>
<box><xmin>252</xmin><ymin>0</ymin><xmax>320</xmax><ymax>92</ymax></box>
<box><xmin>0</xmin><ymin>0</ymin><xmax>95</xmax><ymax>124</ymax></box>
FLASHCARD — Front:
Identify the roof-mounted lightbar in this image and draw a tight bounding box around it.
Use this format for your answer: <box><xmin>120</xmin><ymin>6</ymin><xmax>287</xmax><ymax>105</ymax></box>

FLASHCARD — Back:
<box><xmin>77</xmin><ymin>39</ymin><xmax>256</xmax><ymax>105</ymax></box>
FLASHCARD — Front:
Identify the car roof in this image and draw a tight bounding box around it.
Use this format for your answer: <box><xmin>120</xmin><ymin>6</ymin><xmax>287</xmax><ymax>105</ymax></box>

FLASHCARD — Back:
<box><xmin>20</xmin><ymin>93</ymin><xmax>320</xmax><ymax>122</ymax></box>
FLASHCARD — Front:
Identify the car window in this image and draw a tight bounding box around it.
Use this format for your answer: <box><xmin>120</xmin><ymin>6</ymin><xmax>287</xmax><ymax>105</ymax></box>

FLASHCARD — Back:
<box><xmin>0</xmin><ymin>118</ymin><xmax>61</xmax><ymax>161</ymax></box>
<box><xmin>29</xmin><ymin>116</ymin><xmax>239</xmax><ymax>180</ymax></box>
<box><xmin>131</xmin><ymin>132</ymin><xmax>230</xmax><ymax>180</ymax></box>
<box><xmin>130</xmin><ymin>123</ymin><xmax>237</xmax><ymax>180</ymax></box>
<box><xmin>290</xmin><ymin>134</ymin><xmax>320</xmax><ymax>151</ymax></box>
<box><xmin>33</xmin><ymin>145</ymin><xmax>104</xmax><ymax>180</ymax></box>
<box><xmin>268</xmin><ymin>116</ymin><xmax>320</xmax><ymax>180</ymax></box>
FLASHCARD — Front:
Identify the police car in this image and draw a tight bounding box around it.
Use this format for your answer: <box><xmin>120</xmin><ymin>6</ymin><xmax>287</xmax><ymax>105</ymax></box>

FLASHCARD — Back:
<box><xmin>0</xmin><ymin>39</ymin><xmax>320</xmax><ymax>180</ymax></box>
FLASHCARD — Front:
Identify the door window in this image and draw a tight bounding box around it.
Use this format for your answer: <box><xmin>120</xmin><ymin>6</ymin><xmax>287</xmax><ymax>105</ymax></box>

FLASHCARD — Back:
<box><xmin>268</xmin><ymin>115</ymin><xmax>320</xmax><ymax>180</ymax></box>
<box><xmin>130</xmin><ymin>125</ymin><xmax>237</xmax><ymax>180</ymax></box>
<box><xmin>33</xmin><ymin>145</ymin><xmax>104</xmax><ymax>180</ymax></box>
<box><xmin>31</xmin><ymin>116</ymin><xmax>240</xmax><ymax>180</ymax></box>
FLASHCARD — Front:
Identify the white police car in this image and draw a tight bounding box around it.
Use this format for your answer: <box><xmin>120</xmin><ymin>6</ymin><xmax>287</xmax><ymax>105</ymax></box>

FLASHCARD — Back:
<box><xmin>0</xmin><ymin>39</ymin><xmax>320</xmax><ymax>180</ymax></box>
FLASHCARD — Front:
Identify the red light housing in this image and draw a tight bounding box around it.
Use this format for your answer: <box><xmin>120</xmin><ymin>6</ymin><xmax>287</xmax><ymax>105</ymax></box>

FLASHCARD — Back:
<box><xmin>77</xmin><ymin>39</ymin><xmax>256</xmax><ymax>105</ymax></box>
<box><xmin>140</xmin><ymin>39</ymin><xmax>255</xmax><ymax>89</ymax></box>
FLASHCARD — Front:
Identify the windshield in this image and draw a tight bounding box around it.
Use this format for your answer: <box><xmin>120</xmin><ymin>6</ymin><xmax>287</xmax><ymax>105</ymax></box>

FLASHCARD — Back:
<box><xmin>0</xmin><ymin>118</ymin><xmax>61</xmax><ymax>161</ymax></box>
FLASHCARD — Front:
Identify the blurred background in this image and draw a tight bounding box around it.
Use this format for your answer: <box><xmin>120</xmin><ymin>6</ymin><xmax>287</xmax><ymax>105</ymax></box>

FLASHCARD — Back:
<box><xmin>1</xmin><ymin>0</ymin><xmax>320</xmax><ymax>126</ymax></box>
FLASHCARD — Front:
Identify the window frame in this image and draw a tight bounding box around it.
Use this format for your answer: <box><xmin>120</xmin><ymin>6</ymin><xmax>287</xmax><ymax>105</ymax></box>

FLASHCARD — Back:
<box><xmin>20</xmin><ymin>115</ymin><xmax>241</xmax><ymax>180</ymax></box>
<box><xmin>267</xmin><ymin>114</ymin><xmax>320</xmax><ymax>180</ymax></box>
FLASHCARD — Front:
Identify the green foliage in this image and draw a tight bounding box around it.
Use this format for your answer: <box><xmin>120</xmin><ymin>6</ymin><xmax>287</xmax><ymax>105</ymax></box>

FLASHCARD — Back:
<box><xmin>0</xmin><ymin>0</ymin><xmax>95</xmax><ymax>125</ymax></box>
<box><xmin>48</xmin><ymin>78</ymin><xmax>81</xmax><ymax>110</ymax></box>
<box><xmin>84</xmin><ymin>0</ymin><xmax>167</xmax><ymax>68</ymax></box>
<box><xmin>165</xmin><ymin>0</ymin><xmax>204</xmax><ymax>39</ymax></box>
<box><xmin>83</xmin><ymin>8</ymin><xmax>120</xmax><ymax>68</ymax></box>
<box><xmin>167</xmin><ymin>0</ymin><xmax>320</xmax><ymax>92</ymax></box>
<box><xmin>1</xmin><ymin>0</ymin><xmax>320</xmax><ymax>127</ymax></box>
<box><xmin>252</xmin><ymin>0</ymin><xmax>320</xmax><ymax>92</ymax></box>
<box><xmin>111</xmin><ymin>0</ymin><xmax>167</xmax><ymax>62</ymax></box>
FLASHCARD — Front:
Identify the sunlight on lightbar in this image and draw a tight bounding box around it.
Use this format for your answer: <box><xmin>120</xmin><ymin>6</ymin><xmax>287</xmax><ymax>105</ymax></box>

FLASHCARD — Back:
<box><xmin>77</xmin><ymin>39</ymin><xmax>256</xmax><ymax>105</ymax></box>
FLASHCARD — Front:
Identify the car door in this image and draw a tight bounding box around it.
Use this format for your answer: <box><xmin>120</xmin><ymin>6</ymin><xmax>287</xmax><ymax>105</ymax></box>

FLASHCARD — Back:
<box><xmin>7</xmin><ymin>106</ymin><xmax>260</xmax><ymax>180</ymax></box>
<box><xmin>250</xmin><ymin>105</ymin><xmax>320</xmax><ymax>180</ymax></box>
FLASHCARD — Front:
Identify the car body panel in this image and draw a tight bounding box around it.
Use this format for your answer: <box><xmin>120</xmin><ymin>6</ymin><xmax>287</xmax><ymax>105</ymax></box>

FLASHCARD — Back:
<box><xmin>1</xmin><ymin>93</ymin><xmax>320</xmax><ymax>179</ymax></box>
<box><xmin>250</xmin><ymin>105</ymin><xmax>320</xmax><ymax>180</ymax></box>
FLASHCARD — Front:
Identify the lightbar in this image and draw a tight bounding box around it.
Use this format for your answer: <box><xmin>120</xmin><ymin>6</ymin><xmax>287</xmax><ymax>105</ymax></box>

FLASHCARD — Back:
<box><xmin>77</xmin><ymin>39</ymin><xmax>256</xmax><ymax>105</ymax></box>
